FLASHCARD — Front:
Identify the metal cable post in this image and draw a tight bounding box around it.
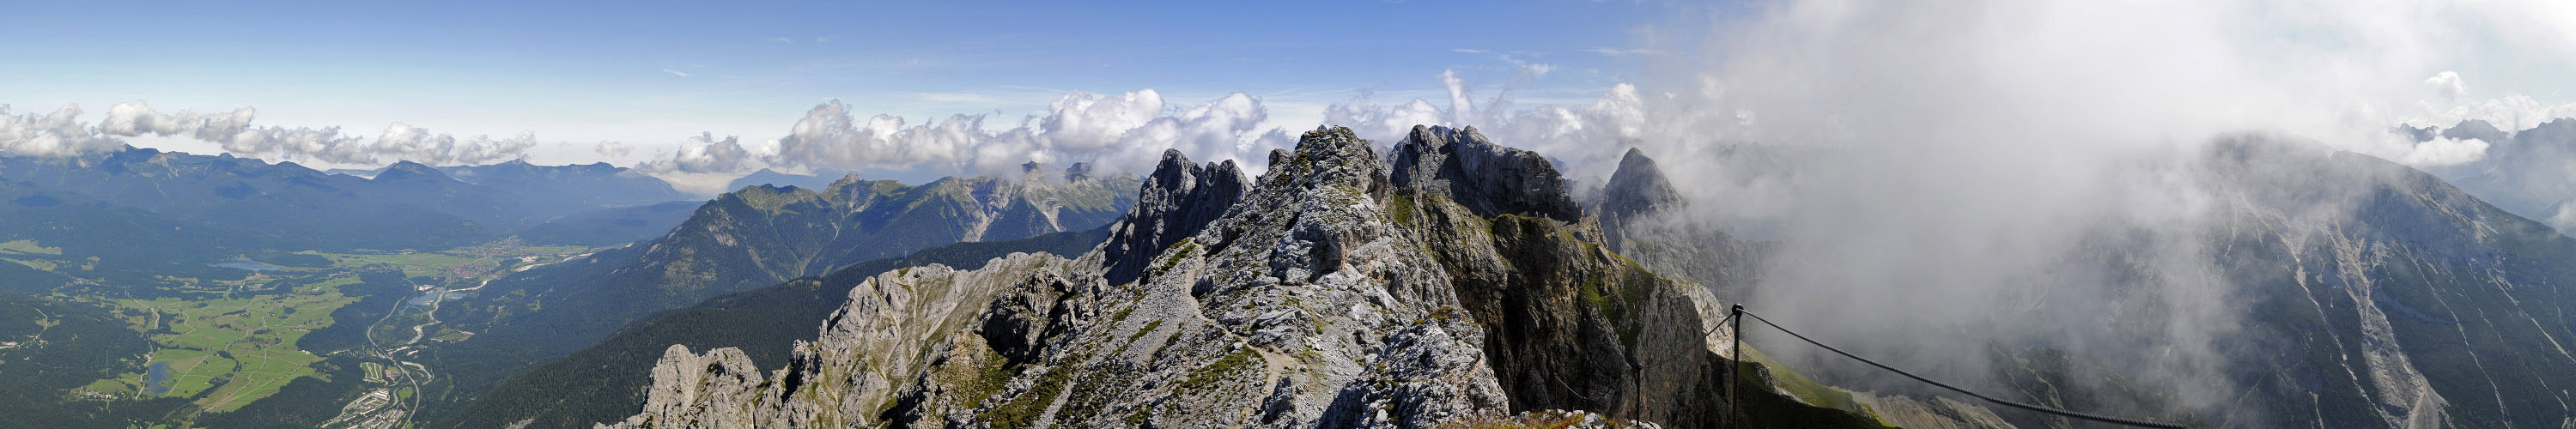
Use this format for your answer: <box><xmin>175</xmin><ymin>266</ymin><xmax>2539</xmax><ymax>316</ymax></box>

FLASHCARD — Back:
<box><xmin>1728</xmin><ymin>303</ymin><xmax>1742</xmax><ymax>428</ymax></box>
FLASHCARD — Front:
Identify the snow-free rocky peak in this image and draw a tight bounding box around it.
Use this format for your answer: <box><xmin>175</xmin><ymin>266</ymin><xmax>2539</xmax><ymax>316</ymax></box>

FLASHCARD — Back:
<box><xmin>603</xmin><ymin>126</ymin><xmax>1886</xmax><ymax>429</ymax></box>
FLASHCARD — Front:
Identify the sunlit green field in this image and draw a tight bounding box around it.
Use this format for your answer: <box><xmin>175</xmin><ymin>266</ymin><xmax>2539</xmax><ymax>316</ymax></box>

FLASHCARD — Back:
<box><xmin>75</xmin><ymin>275</ymin><xmax>360</xmax><ymax>412</ymax></box>
<box><xmin>45</xmin><ymin>239</ymin><xmax>603</xmax><ymax>414</ymax></box>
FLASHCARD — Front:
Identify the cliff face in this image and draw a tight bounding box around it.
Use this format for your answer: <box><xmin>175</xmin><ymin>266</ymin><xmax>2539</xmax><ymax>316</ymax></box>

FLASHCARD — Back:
<box><xmin>604</xmin><ymin>127</ymin><xmax>1889</xmax><ymax>428</ymax></box>
<box><xmin>1388</xmin><ymin>125</ymin><xmax>1583</xmax><ymax>223</ymax></box>
<box><xmin>1096</xmin><ymin>149</ymin><xmax>1246</xmax><ymax>287</ymax></box>
<box><xmin>1590</xmin><ymin>147</ymin><xmax>1765</xmax><ymax>293</ymax></box>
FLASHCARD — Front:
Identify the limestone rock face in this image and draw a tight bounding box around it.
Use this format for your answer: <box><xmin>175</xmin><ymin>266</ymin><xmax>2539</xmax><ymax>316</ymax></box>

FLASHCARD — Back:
<box><xmin>1389</xmin><ymin>125</ymin><xmax>1583</xmax><ymax>222</ymax></box>
<box><xmin>629</xmin><ymin>346</ymin><xmax>763</xmax><ymax>426</ymax></box>
<box><xmin>1098</xmin><ymin>149</ymin><xmax>1247</xmax><ymax>286</ymax></box>
<box><xmin>603</xmin><ymin>253</ymin><xmax>1077</xmax><ymax>429</ymax></box>
<box><xmin>603</xmin><ymin>125</ymin><xmax>1896</xmax><ymax>429</ymax></box>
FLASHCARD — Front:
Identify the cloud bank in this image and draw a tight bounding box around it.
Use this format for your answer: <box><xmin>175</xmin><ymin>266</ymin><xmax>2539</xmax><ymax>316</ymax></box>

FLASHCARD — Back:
<box><xmin>638</xmin><ymin>90</ymin><xmax>1291</xmax><ymax>177</ymax></box>
<box><xmin>0</xmin><ymin>104</ymin><xmax>125</xmax><ymax>157</ymax></box>
<box><xmin>1</xmin><ymin>100</ymin><xmax>541</xmax><ymax>166</ymax></box>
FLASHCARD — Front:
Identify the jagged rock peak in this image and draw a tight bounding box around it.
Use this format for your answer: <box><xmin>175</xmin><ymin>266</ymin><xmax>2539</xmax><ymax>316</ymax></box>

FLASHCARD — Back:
<box><xmin>2442</xmin><ymin>119</ymin><xmax>2508</xmax><ymax>142</ymax></box>
<box><xmin>629</xmin><ymin>345</ymin><xmax>762</xmax><ymax>425</ymax></box>
<box><xmin>1065</xmin><ymin>161</ymin><xmax>1093</xmax><ymax>182</ymax></box>
<box><xmin>1098</xmin><ymin>148</ymin><xmax>1247</xmax><ymax>285</ymax></box>
<box><xmin>1389</xmin><ymin>124</ymin><xmax>1583</xmax><ymax>222</ymax></box>
<box><xmin>1597</xmin><ymin>147</ymin><xmax>1684</xmax><ymax>228</ymax></box>
<box><xmin>1265</xmin><ymin>125</ymin><xmax>1394</xmax><ymax>200</ymax></box>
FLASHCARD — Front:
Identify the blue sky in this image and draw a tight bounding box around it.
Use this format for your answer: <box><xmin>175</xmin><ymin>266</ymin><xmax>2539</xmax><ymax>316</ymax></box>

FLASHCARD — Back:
<box><xmin>0</xmin><ymin>1</ymin><xmax>1674</xmax><ymax>166</ymax></box>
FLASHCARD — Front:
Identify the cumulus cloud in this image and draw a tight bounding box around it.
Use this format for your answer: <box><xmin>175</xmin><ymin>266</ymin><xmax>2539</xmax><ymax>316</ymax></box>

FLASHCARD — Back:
<box><xmin>593</xmin><ymin>141</ymin><xmax>635</xmax><ymax>158</ymax></box>
<box><xmin>0</xmin><ymin>105</ymin><xmax>127</xmax><ymax>157</ymax></box>
<box><xmin>2425</xmin><ymin>70</ymin><xmax>2467</xmax><ymax>100</ymax></box>
<box><xmin>639</xmin><ymin>90</ymin><xmax>1291</xmax><ymax>177</ymax></box>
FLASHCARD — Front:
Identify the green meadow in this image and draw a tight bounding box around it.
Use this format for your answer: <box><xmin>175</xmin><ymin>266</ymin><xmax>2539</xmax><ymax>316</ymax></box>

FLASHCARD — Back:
<box><xmin>76</xmin><ymin>275</ymin><xmax>361</xmax><ymax>412</ymax></box>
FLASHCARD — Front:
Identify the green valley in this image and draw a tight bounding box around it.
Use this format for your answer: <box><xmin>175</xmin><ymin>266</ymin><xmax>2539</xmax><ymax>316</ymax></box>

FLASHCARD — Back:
<box><xmin>0</xmin><ymin>235</ymin><xmax>605</xmax><ymax>427</ymax></box>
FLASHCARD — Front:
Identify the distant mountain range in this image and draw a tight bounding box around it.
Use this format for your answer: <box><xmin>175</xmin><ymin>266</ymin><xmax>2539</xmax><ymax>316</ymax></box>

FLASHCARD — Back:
<box><xmin>2404</xmin><ymin>118</ymin><xmax>2576</xmax><ymax>237</ymax></box>
<box><xmin>434</xmin><ymin>160</ymin><xmax>698</xmax><ymax>216</ymax></box>
<box><xmin>724</xmin><ymin>167</ymin><xmax>845</xmax><ymax>191</ymax></box>
<box><xmin>0</xmin><ymin>148</ymin><xmax>704</xmax><ymax>251</ymax></box>
<box><xmin>418</xmin><ymin>166</ymin><xmax>1139</xmax><ymax>421</ymax></box>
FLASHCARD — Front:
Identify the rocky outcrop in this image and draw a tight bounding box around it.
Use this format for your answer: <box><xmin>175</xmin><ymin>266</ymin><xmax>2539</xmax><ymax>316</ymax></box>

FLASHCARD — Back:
<box><xmin>1389</xmin><ymin>125</ymin><xmax>1583</xmax><ymax>222</ymax></box>
<box><xmin>628</xmin><ymin>346</ymin><xmax>762</xmax><ymax>426</ymax></box>
<box><xmin>1590</xmin><ymin>147</ymin><xmax>1765</xmax><ymax>294</ymax></box>
<box><xmin>1595</xmin><ymin>148</ymin><xmax>1685</xmax><ymax>249</ymax></box>
<box><xmin>605</xmin><ymin>253</ymin><xmax>1076</xmax><ymax>428</ymax></box>
<box><xmin>872</xmin><ymin>126</ymin><xmax>1507</xmax><ymax>427</ymax></box>
<box><xmin>603</xmin><ymin>126</ymin><xmax>1894</xmax><ymax>429</ymax></box>
<box><xmin>1097</xmin><ymin>149</ymin><xmax>1246</xmax><ymax>286</ymax></box>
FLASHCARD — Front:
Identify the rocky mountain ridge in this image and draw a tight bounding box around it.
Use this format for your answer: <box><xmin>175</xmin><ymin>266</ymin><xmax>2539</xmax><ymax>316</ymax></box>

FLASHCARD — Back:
<box><xmin>599</xmin><ymin>126</ymin><xmax>1894</xmax><ymax>428</ymax></box>
<box><xmin>422</xmin><ymin>167</ymin><xmax>1139</xmax><ymax>422</ymax></box>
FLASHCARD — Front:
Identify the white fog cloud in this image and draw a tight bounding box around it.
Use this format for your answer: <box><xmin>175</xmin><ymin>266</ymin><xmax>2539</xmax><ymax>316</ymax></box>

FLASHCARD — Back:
<box><xmin>2397</xmin><ymin>136</ymin><xmax>2490</xmax><ymax>166</ymax></box>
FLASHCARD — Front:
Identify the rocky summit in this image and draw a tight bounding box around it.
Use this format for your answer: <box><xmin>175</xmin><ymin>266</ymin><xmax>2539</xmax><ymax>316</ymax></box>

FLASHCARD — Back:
<box><xmin>602</xmin><ymin>126</ymin><xmax>1896</xmax><ymax>428</ymax></box>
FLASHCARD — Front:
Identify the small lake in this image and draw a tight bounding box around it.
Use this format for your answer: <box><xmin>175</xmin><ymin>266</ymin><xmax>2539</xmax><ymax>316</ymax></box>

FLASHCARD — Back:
<box><xmin>143</xmin><ymin>361</ymin><xmax>170</xmax><ymax>395</ymax></box>
<box><xmin>208</xmin><ymin>260</ymin><xmax>283</xmax><ymax>272</ymax></box>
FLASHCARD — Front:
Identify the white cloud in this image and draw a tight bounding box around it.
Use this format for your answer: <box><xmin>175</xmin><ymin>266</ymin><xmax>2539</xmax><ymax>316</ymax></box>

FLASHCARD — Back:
<box><xmin>2425</xmin><ymin>70</ymin><xmax>2466</xmax><ymax>100</ymax></box>
<box><xmin>639</xmin><ymin>90</ymin><xmax>1291</xmax><ymax>177</ymax></box>
<box><xmin>34</xmin><ymin>100</ymin><xmax>547</xmax><ymax>166</ymax></box>
<box><xmin>1322</xmin><ymin>99</ymin><xmax>1444</xmax><ymax>142</ymax></box>
<box><xmin>1437</xmin><ymin>69</ymin><xmax>1473</xmax><ymax>124</ymax></box>
<box><xmin>0</xmin><ymin>104</ymin><xmax>125</xmax><ymax>157</ymax></box>
<box><xmin>663</xmin><ymin>69</ymin><xmax>691</xmax><ymax>77</ymax></box>
<box><xmin>593</xmin><ymin>142</ymin><xmax>634</xmax><ymax>158</ymax></box>
<box><xmin>2397</xmin><ymin>136</ymin><xmax>2489</xmax><ymax>166</ymax></box>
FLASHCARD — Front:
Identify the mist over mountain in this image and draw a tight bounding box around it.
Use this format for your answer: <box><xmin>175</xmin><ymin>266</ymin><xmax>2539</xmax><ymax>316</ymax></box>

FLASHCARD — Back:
<box><xmin>2404</xmin><ymin>118</ymin><xmax>2576</xmax><ymax>237</ymax></box>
